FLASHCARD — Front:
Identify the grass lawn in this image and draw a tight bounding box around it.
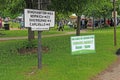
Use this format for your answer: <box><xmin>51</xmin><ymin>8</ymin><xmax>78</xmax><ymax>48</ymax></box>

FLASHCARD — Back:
<box><xmin>0</xmin><ymin>25</ymin><xmax>74</xmax><ymax>37</ymax></box>
<box><xmin>0</xmin><ymin>27</ymin><xmax>120</xmax><ymax>80</ymax></box>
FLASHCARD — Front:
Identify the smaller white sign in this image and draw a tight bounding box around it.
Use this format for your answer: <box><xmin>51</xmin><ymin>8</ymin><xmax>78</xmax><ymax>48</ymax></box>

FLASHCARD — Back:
<box><xmin>31</xmin><ymin>26</ymin><xmax>49</xmax><ymax>31</ymax></box>
<box><xmin>71</xmin><ymin>35</ymin><xmax>95</xmax><ymax>55</ymax></box>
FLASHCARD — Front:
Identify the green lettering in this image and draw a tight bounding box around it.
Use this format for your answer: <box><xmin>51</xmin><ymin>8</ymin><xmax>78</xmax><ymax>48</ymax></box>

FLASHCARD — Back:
<box><xmin>85</xmin><ymin>45</ymin><xmax>90</xmax><ymax>48</ymax></box>
<box><xmin>76</xmin><ymin>46</ymin><xmax>82</xmax><ymax>49</ymax></box>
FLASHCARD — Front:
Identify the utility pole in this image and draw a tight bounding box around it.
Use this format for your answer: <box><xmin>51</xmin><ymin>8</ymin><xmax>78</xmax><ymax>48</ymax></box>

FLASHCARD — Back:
<box><xmin>113</xmin><ymin>0</ymin><xmax>117</xmax><ymax>46</ymax></box>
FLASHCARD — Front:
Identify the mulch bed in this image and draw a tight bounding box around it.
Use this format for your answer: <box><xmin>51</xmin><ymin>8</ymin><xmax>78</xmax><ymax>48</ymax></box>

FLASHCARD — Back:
<box><xmin>18</xmin><ymin>46</ymin><xmax>49</xmax><ymax>54</ymax></box>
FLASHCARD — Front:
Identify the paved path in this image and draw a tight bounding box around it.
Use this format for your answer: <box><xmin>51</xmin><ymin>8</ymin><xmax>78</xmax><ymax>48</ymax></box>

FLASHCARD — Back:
<box><xmin>92</xmin><ymin>56</ymin><xmax>120</xmax><ymax>80</ymax></box>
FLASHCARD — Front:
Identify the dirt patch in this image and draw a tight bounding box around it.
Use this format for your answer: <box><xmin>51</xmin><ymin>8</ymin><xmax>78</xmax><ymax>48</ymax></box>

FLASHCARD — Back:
<box><xmin>18</xmin><ymin>46</ymin><xmax>49</xmax><ymax>54</ymax></box>
<box><xmin>25</xmin><ymin>66</ymin><xmax>38</xmax><ymax>76</ymax></box>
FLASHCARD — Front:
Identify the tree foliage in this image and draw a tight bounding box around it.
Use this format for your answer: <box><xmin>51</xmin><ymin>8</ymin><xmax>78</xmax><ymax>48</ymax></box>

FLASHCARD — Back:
<box><xmin>0</xmin><ymin>0</ymin><xmax>25</xmax><ymax>18</ymax></box>
<box><xmin>50</xmin><ymin>0</ymin><xmax>120</xmax><ymax>18</ymax></box>
<box><xmin>0</xmin><ymin>0</ymin><xmax>120</xmax><ymax>18</ymax></box>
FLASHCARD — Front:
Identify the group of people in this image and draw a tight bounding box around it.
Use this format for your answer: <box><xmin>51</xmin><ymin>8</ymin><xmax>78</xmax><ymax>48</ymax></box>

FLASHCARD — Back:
<box><xmin>0</xmin><ymin>17</ymin><xmax>10</xmax><ymax>29</ymax></box>
<box><xmin>57</xmin><ymin>18</ymin><xmax>88</xmax><ymax>31</ymax></box>
<box><xmin>106</xmin><ymin>18</ymin><xmax>120</xmax><ymax>27</ymax></box>
<box><xmin>93</xmin><ymin>18</ymin><xmax>120</xmax><ymax>28</ymax></box>
<box><xmin>67</xmin><ymin>19</ymin><xmax>88</xmax><ymax>29</ymax></box>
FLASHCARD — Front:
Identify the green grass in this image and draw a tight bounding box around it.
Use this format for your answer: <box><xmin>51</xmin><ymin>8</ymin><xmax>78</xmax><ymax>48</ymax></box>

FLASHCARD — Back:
<box><xmin>0</xmin><ymin>27</ymin><xmax>120</xmax><ymax>80</ymax></box>
<box><xmin>0</xmin><ymin>30</ymin><xmax>28</xmax><ymax>37</ymax></box>
<box><xmin>0</xmin><ymin>25</ymin><xmax>75</xmax><ymax>37</ymax></box>
<box><xmin>0</xmin><ymin>29</ymin><xmax>67</xmax><ymax>37</ymax></box>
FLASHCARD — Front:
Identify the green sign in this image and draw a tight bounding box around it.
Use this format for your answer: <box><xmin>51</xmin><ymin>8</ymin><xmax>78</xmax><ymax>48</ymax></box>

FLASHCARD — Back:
<box><xmin>71</xmin><ymin>35</ymin><xmax>96</xmax><ymax>55</ymax></box>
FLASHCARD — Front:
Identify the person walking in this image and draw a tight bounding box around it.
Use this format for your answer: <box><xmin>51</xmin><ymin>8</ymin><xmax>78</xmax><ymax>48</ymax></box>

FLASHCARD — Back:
<box><xmin>58</xmin><ymin>20</ymin><xmax>64</xmax><ymax>31</ymax></box>
<box><xmin>81</xmin><ymin>19</ymin><xmax>85</xmax><ymax>29</ymax></box>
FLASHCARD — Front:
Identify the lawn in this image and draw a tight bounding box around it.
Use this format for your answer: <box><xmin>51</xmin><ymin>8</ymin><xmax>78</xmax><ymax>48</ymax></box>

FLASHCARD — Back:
<box><xmin>0</xmin><ymin>27</ymin><xmax>120</xmax><ymax>80</ymax></box>
<box><xmin>0</xmin><ymin>25</ymin><xmax>74</xmax><ymax>37</ymax></box>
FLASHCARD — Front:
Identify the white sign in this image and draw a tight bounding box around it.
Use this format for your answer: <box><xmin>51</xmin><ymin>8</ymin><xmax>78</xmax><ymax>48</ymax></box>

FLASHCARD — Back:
<box><xmin>24</xmin><ymin>9</ymin><xmax>55</xmax><ymax>31</ymax></box>
<box><xmin>71</xmin><ymin>35</ymin><xmax>95</xmax><ymax>55</ymax></box>
<box><xmin>112</xmin><ymin>11</ymin><xmax>117</xmax><ymax>18</ymax></box>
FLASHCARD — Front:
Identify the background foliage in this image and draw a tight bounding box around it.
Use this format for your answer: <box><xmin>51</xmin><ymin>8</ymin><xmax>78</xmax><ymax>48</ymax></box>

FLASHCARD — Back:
<box><xmin>0</xmin><ymin>0</ymin><xmax>120</xmax><ymax>19</ymax></box>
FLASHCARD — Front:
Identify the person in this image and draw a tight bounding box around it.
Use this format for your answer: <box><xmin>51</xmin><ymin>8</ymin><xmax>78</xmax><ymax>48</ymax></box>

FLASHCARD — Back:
<box><xmin>20</xmin><ymin>21</ymin><xmax>24</xmax><ymax>29</ymax></box>
<box><xmin>107</xmin><ymin>19</ymin><xmax>110</xmax><ymax>26</ymax></box>
<box><xmin>58</xmin><ymin>20</ymin><xmax>64</xmax><ymax>31</ymax></box>
<box><xmin>95</xmin><ymin>20</ymin><xmax>98</xmax><ymax>27</ymax></box>
<box><xmin>110</xmin><ymin>18</ymin><xmax>114</xmax><ymax>27</ymax></box>
<box><xmin>85</xmin><ymin>19</ymin><xmax>88</xmax><ymax>28</ymax></box>
<box><xmin>0</xmin><ymin>18</ymin><xmax>2</xmax><ymax>28</ymax></box>
<box><xmin>81</xmin><ymin>19</ymin><xmax>85</xmax><ymax>29</ymax></box>
<box><xmin>68</xmin><ymin>21</ymin><xmax>73</xmax><ymax>28</ymax></box>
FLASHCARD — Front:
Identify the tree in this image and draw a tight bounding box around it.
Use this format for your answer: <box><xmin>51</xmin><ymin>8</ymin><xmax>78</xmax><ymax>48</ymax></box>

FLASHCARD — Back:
<box><xmin>50</xmin><ymin>0</ymin><xmax>118</xmax><ymax>26</ymax></box>
<box><xmin>1</xmin><ymin>0</ymin><xmax>119</xmax><ymax>30</ymax></box>
<box><xmin>24</xmin><ymin>0</ymin><xmax>38</xmax><ymax>41</ymax></box>
<box><xmin>0</xmin><ymin>0</ymin><xmax>25</xmax><ymax>18</ymax></box>
<box><xmin>49</xmin><ymin>0</ymin><xmax>92</xmax><ymax>35</ymax></box>
<box><xmin>0</xmin><ymin>0</ymin><xmax>37</xmax><ymax>41</ymax></box>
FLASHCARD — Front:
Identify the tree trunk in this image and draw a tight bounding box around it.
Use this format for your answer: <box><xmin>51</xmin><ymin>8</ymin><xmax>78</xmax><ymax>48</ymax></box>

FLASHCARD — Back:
<box><xmin>25</xmin><ymin>0</ymin><xmax>36</xmax><ymax>41</ymax></box>
<box><xmin>76</xmin><ymin>16</ymin><xmax>80</xmax><ymax>36</ymax></box>
<box><xmin>28</xmin><ymin>28</ymin><xmax>35</xmax><ymax>41</ymax></box>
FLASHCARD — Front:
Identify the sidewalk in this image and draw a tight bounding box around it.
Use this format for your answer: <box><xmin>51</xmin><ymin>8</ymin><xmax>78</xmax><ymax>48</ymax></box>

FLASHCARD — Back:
<box><xmin>92</xmin><ymin>56</ymin><xmax>120</xmax><ymax>80</ymax></box>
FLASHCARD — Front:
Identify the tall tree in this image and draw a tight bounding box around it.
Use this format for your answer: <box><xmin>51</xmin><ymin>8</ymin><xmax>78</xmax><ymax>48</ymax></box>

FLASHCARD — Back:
<box><xmin>1</xmin><ymin>0</ymin><xmax>119</xmax><ymax>30</ymax></box>
<box><xmin>24</xmin><ymin>0</ymin><xmax>39</xmax><ymax>41</ymax></box>
<box><xmin>0</xmin><ymin>0</ymin><xmax>37</xmax><ymax>41</ymax></box>
<box><xmin>0</xmin><ymin>0</ymin><xmax>25</xmax><ymax>18</ymax></box>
